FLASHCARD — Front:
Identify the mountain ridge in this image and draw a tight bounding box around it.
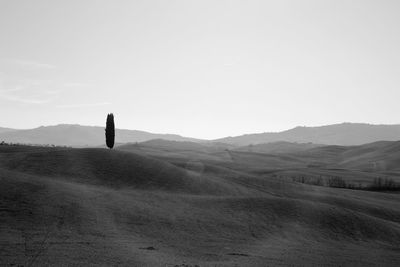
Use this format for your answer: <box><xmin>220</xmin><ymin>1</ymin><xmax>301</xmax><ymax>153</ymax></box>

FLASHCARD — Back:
<box><xmin>215</xmin><ymin>123</ymin><xmax>400</xmax><ymax>146</ymax></box>
<box><xmin>1</xmin><ymin>122</ymin><xmax>400</xmax><ymax>147</ymax></box>
<box><xmin>0</xmin><ymin>124</ymin><xmax>201</xmax><ymax>147</ymax></box>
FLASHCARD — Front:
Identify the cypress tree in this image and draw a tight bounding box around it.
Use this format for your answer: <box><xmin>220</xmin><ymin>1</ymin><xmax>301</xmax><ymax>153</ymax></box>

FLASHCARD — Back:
<box><xmin>105</xmin><ymin>113</ymin><xmax>115</xmax><ymax>149</ymax></box>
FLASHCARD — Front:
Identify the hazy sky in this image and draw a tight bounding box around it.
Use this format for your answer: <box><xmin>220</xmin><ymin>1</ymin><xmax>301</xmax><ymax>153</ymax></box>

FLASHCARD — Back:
<box><xmin>1</xmin><ymin>0</ymin><xmax>400</xmax><ymax>139</ymax></box>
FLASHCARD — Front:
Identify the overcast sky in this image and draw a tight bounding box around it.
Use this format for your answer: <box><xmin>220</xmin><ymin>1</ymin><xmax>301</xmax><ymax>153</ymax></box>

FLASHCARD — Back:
<box><xmin>1</xmin><ymin>0</ymin><xmax>400</xmax><ymax>139</ymax></box>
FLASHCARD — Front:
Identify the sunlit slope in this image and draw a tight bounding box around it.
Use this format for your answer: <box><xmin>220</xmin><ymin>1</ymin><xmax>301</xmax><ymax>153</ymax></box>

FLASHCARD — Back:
<box><xmin>1</xmin><ymin>145</ymin><xmax>400</xmax><ymax>266</ymax></box>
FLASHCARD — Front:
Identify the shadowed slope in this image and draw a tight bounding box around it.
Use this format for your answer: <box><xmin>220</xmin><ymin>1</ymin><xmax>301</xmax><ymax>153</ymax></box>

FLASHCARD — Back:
<box><xmin>1</xmin><ymin>145</ymin><xmax>400</xmax><ymax>266</ymax></box>
<box><xmin>0</xmin><ymin>147</ymin><xmax>241</xmax><ymax>195</ymax></box>
<box><xmin>116</xmin><ymin>139</ymin><xmax>234</xmax><ymax>162</ymax></box>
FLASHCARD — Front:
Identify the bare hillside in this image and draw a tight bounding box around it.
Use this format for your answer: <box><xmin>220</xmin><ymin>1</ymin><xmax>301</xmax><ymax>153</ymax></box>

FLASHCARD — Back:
<box><xmin>1</xmin><ymin>145</ymin><xmax>400</xmax><ymax>266</ymax></box>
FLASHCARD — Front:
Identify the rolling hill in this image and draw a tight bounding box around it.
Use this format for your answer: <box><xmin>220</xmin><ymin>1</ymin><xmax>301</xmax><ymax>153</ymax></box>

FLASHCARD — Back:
<box><xmin>117</xmin><ymin>139</ymin><xmax>235</xmax><ymax>162</ymax></box>
<box><xmin>118</xmin><ymin>139</ymin><xmax>400</xmax><ymax>172</ymax></box>
<box><xmin>1</xmin><ymin>144</ymin><xmax>400</xmax><ymax>266</ymax></box>
<box><xmin>0</xmin><ymin>127</ymin><xmax>15</xmax><ymax>134</ymax></box>
<box><xmin>234</xmin><ymin>141</ymin><xmax>322</xmax><ymax>154</ymax></box>
<box><xmin>216</xmin><ymin>123</ymin><xmax>400</xmax><ymax>146</ymax></box>
<box><xmin>117</xmin><ymin>139</ymin><xmax>400</xmax><ymax>188</ymax></box>
<box><xmin>2</xmin><ymin>122</ymin><xmax>400</xmax><ymax>147</ymax></box>
<box><xmin>275</xmin><ymin>140</ymin><xmax>400</xmax><ymax>172</ymax></box>
<box><xmin>0</xmin><ymin>124</ymin><xmax>201</xmax><ymax>147</ymax></box>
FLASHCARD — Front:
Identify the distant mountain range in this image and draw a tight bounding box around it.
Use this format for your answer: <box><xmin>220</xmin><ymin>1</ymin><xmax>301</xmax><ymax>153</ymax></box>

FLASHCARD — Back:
<box><xmin>1</xmin><ymin>123</ymin><xmax>400</xmax><ymax>147</ymax></box>
<box><xmin>215</xmin><ymin>123</ymin><xmax>400</xmax><ymax>146</ymax></box>
<box><xmin>0</xmin><ymin>127</ymin><xmax>15</xmax><ymax>134</ymax></box>
<box><xmin>0</xmin><ymin>124</ymin><xmax>200</xmax><ymax>147</ymax></box>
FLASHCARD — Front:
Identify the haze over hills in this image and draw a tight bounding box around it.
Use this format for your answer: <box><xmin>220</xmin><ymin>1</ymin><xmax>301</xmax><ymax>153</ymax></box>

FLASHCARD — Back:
<box><xmin>0</xmin><ymin>124</ymin><xmax>201</xmax><ymax>147</ymax></box>
<box><xmin>1</xmin><ymin>123</ymin><xmax>400</xmax><ymax>147</ymax></box>
<box><xmin>0</xmin><ymin>127</ymin><xmax>15</xmax><ymax>134</ymax></box>
<box><xmin>216</xmin><ymin>123</ymin><xmax>400</xmax><ymax>146</ymax></box>
<box><xmin>234</xmin><ymin>141</ymin><xmax>322</xmax><ymax>154</ymax></box>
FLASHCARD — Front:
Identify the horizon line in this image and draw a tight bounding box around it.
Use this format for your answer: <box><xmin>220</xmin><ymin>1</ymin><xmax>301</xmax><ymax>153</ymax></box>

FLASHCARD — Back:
<box><xmin>2</xmin><ymin>121</ymin><xmax>400</xmax><ymax>141</ymax></box>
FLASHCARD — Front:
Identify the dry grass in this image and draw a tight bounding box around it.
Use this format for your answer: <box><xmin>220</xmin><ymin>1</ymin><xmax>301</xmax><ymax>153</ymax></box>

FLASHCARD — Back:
<box><xmin>1</xmin><ymin>145</ymin><xmax>400</xmax><ymax>266</ymax></box>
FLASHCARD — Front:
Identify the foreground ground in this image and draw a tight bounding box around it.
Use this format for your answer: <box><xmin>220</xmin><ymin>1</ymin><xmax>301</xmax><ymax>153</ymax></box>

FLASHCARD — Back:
<box><xmin>1</xmin><ymin>144</ymin><xmax>400</xmax><ymax>266</ymax></box>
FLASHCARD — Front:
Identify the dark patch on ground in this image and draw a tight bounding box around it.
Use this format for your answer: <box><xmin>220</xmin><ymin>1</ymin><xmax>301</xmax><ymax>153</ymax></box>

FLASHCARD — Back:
<box><xmin>139</xmin><ymin>246</ymin><xmax>156</xmax><ymax>250</ymax></box>
<box><xmin>227</xmin><ymin>252</ymin><xmax>250</xmax><ymax>257</ymax></box>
